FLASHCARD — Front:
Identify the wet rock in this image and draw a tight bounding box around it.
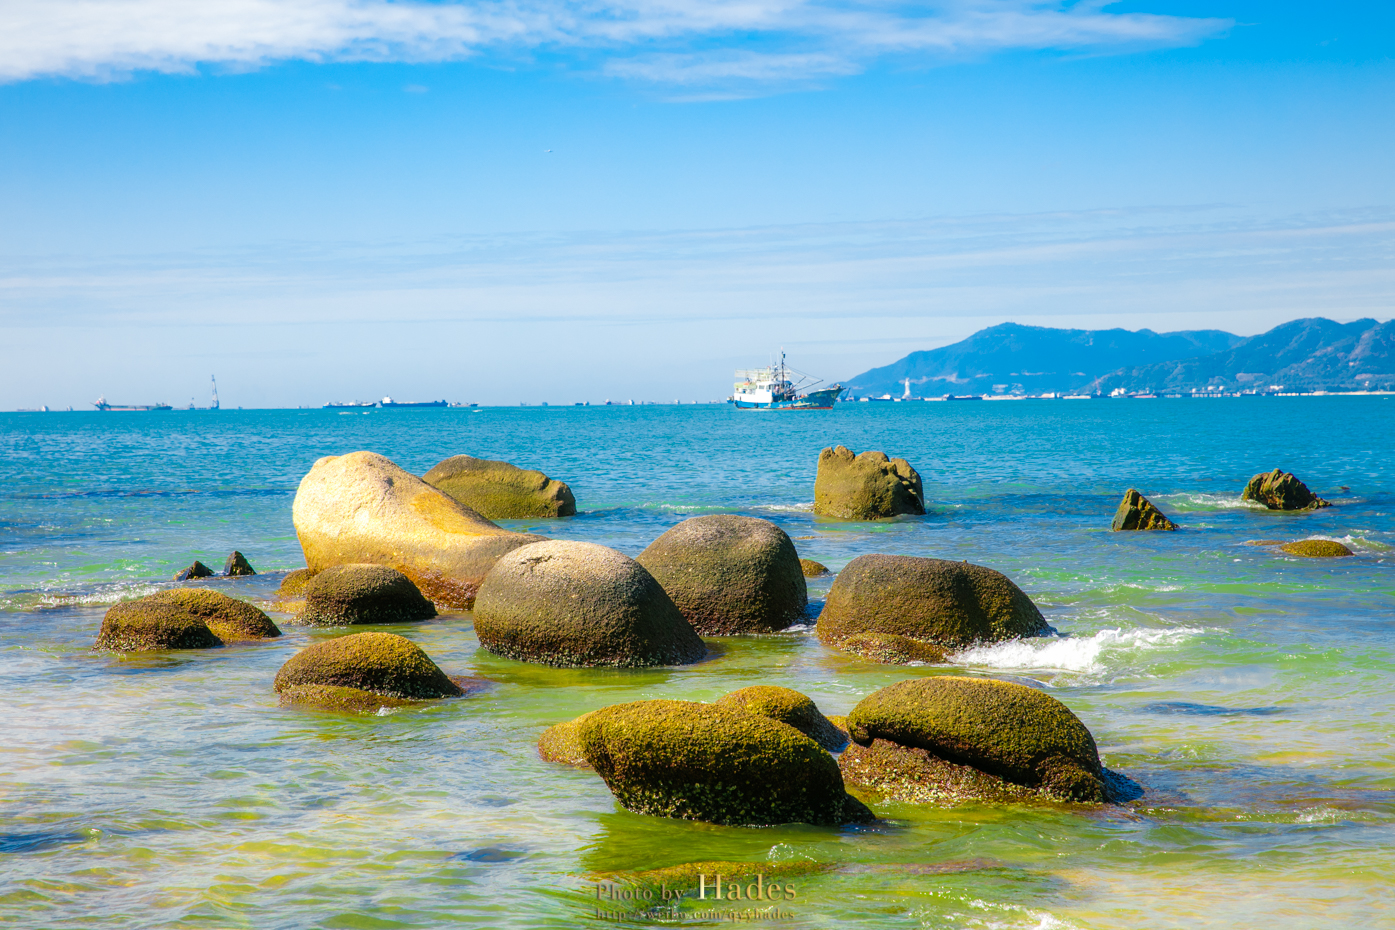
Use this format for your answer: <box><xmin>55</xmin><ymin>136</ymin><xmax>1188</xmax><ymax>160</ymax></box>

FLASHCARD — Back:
<box><xmin>538</xmin><ymin>710</ymin><xmax>601</xmax><ymax>766</ymax></box>
<box><xmin>1110</xmin><ymin>489</ymin><xmax>1178</xmax><ymax>531</ymax></box>
<box><xmin>473</xmin><ymin>540</ymin><xmax>706</xmax><ymax>667</ymax></box>
<box><xmin>715</xmin><ymin>686</ymin><xmax>847</xmax><ymax>752</ymax></box>
<box><xmin>1242</xmin><ymin>469</ymin><xmax>1331</xmax><ymax>511</ymax></box>
<box><xmin>291</xmin><ymin>451</ymin><xmax>543</xmax><ymax>608</ymax></box>
<box><xmin>222</xmin><ymin>551</ymin><xmax>257</xmax><ymax>576</ymax></box>
<box><xmin>273</xmin><ymin>631</ymin><xmax>463</xmax><ymax>712</ymax></box>
<box><xmin>297</xmin><ymin>564</ymin><xmax>437</xmax><ymax>626</ymax></box>
<box><xmin>140</xmin><ymin>588</ymin><xmax>280</xmax><ymax>642</ymax></box>
<box><xmin>576</xmin><ymin>699</ymin><xmax>875</xmax><ymax>826</ymax></box>
<box><xmin>1279</xmin><ymin>539</ymin><xmax>1353</xmax><ymax>558</ymax></box>
<box><xmin>838</xmin><ymin>632</ymin><xmax>949</xmax><ymax>666</ymax></box>
<box><xmin>423</xmin><ymin>454</ymin><xmax>576</xmax><ymax>518</ymax></box>
<box><xmin>799</xmin><ymin>558</ymin><xmax>830</xmax><ymax>577</ymax></box>
<box><xmin>276</xmin><ymin>568</ymin><xmax>316</xmax><ymax>598</ymax></box>
<box><xmin>635</xmin><ymin>515</ymin><xmax>807</xmax><ymax>635</ymax></box>
<box><xmin>95</xmin><ymin>596</ymin><xmax>223</xmax><ymax>651</ymax></box>
<box><xmin>839</xmin><ymin>738</ymin><xmax>1041</xmax><ymax>804</ymax></box>
<box><xmin>847</xmin><ymin>676</ymin><xmax>1107</xmax><ymax>802</ymax></box>
<box><xmin>816</xmin><ymin>554</ymin><xmax>1048</xmax><ymax>659</ymax></box>
<box><xmin>812</xmin><ymin>445</ymin><xmax>924</xmax><ymax>520</ymax></box>
<box><xmin>173</xmin><ymin>560</ymin><xmax>214</xmax><ymax>581</ymax></box>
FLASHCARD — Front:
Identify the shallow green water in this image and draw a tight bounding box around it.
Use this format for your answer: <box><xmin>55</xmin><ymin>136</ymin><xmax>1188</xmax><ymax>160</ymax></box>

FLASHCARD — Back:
<box><xmin>1</xmin><ymin>399</ymin><xmax>1392</xmax><ymax>928</ymax></box>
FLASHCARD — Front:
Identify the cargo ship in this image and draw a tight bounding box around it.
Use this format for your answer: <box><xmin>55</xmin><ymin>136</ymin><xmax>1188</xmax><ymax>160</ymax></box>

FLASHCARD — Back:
<box><xmin>730</xmin><ymin>353</ymin><xmax>844</xmax><ymax>410</ymax></box>
<box><xmin>379</xmin><ymin>397</ymin><xmax>447</xmax><ymax>408</ymax></box>
<box><xmin>93</xmin><ymin>396</ymin><xmax>172</xmax><ymax>411</ymax></box>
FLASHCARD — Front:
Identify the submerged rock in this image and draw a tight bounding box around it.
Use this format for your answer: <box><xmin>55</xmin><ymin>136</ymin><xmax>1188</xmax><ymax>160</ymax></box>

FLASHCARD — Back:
<box><xmin>636</xmin><ymin>515</ymin><xmax>807</xmax><ymax>635</ymax></box>
<box><xmin>847</xmin><ymin>676</ymin><xmax>1107</xmax><ymax>802</ymax></box>
<box><xmin>141</xmin><ymin>588</ymin><xmax>280</xmax><ymax>642</ymax></box>
<box><xmin>538</xmin><ymin>710</ymin><xmax>601</xmax><ymax>766</ymax></box>
<box><xmin>1110</xmin><ymin>489</ymin><xmax>1178</xmax><ymax>531</ymax></box>
<box><xmin>297</xmin><ymin>564</ymin><xmax>437</xmax><ymax>626</ymax></box>
<box><xmin>473</xmin><ymin>540</ymin><xmax>706</xmax><ymax>667</ymax></box>
<box><xmin>1242</xmin><ymin>469</ymin><xmax>1331</xmax><ymax>511</ymax></box>
<box><xmin>838</xmin><ymin>632</ymin><xmax>949</xmax><ymax>665</ymax></box>
<box><xmin>812</xmin><ymin>445</ymin><xmax>925</xmax><ymax>520</ymax></box>
<box><xmin>799</xmin><ymin>558</ymin><xmax>830</xmax><ymax>577</ymax></box>
<box><xmin>816</xmin><ymin>554</ymin><xmax>1048</xmax><ymax>660</ymax></box>
<box><xmin>96</xmin><ymin>596</ymin><xmax>224</xmax><ymax>651</ymax></box>
<box><xmin>273</xmin><ymin>631</ymin><xmax>463</xmax><ymax>711</ymax></box>
<box><xmin>291</xmin><ymin>451</ymin><xmax>543</xmax><ymax>608</ymax></box>
<box><xmin>423</xmin><ymin>454</ymin><xmax>577</xmax><ymax>519</ymax></box>
<box><xmin>715</xmin><ymin>686</ymin><xmax>847</xmax><ymax>752</ymax></box>
<box><xmin>576</xmin><ymin>699</ymin><xmax>874</xmax><ymax>826</ymax></box>
<box><xmin>173</xmin><ymin>560</ymin><xmax>214</xmax><ymax>581</ymax></box>
<box><xmin>1279</xmin><ymin>539</ymin><xmax>1353</xmax><ymax>558</ymax></box>
<box><xmin>839</xmin><ymin>738</ymin><xmax>1041</xmax><ymax>805</ymax></box>
<box><xmin>222</xmin><ymin>551</ymin><xmax>257</xmax><ymax>576</ymax></box>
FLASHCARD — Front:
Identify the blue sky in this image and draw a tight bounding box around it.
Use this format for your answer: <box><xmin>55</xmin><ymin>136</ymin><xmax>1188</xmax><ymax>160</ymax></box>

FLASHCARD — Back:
<box><xmin>1</xmin><ymin>1</ymin><xmax>1392</xmax><ymax>408</ymax></box>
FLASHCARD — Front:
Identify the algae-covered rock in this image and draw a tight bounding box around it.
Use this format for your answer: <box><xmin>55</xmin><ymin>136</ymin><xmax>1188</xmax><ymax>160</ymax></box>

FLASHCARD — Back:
<box><xmin>715</xmin><ymin>686</ymin><xmax>847</xmax><ymax>752</ymax></box>
<box><xmin>292</xmin><ymin>451</ymin><xmax>543</xmax><ymax>608</ymax></box>
<box><xmin>813</xmin><ymin>445</ymin><xmax>924</xmax><ymax>520</ymax></box>
<box><xmin>132</xmin><ymin>588</ymin><xmax>280</xmax><ymax>642</ymax></box>
<box><xmin>174</xmin><ymin>560</ymin><xmax>214</xmax><ymax>581</ymax></box>
<box><xmin>576</xmin><ymin>699</ymin><xmax>874</xmax><ymax>826</ymax></box>
<box><xmin>1110</xmin><ymin>489</ymin><xmax>1178</xmax><ymax>531</ymax></box>
<box><xmin>838</xmin><ymin>632</ymin><xmax>949</xmax><ymax>666</ymax></box>
<box><xmin>1279</xmin><ymin>539</ymin><xmax>1353</xmax><ymax>558</ymax></box>
<box><xmin>799</xmin><ymin>558</ymin><xmax>830</xmax><ymax>577</ymax></box>
<box><xmin>635</xmin><ymin>515</ymin><xmax>807</xmax><ymax>635</ymax></box>
<box><xmin>817</xmin><ymin>554</ymin><xmax>1048</xmax><ymax>657</ymax></box>
<box><xmin>222</xmin><ymin>551</ymin><xmax>256</xmax><ymax>576</ymax></box>
<box><xmin>838</xmin><ymin>738</ymin><xmax>1041</xmax><ymax>805</ymax></box>
<box><xmin>276</xmin><ymin>568</ymin><xmax>316</xmax><ymax>598</ymax></box>
<box><xmin>277</xmin><ymin>684</ymin><xmax>422</xmax><ymax>714</ymax></box>
<box><xmin>423</xmin><ymin>454</ymin><xmax>576</xmax><ymax>519</ymax></box>
<box><xmin>273</xmin><ymin>631</ymin><xmax>463</xmax><ymax>703</ymax></box>
<box><xmin>95</xmin><ymin>596</ymin><xmax>224</xmax><ymax>651</ymax></box>
<box><xmin>538</xmin><ymin>710</ymin><xmax>601</xmax><ymax>766</ymax></box>
<box><xmin>846</xmin><ymin>676</ymin><xmax>1106</xmax><ymax>802</ymax></box>
<box><xmin>297</xmin><ymin>564</ymin><xmax>437</xmax><ymax>626</ymax></box>
<box><xmin>1242</xmin><ymin>469</ymin><xmax>1331</xmax><ymax>511</ymax></box>
<box><xmin>473</xmin><ymin>540</ymin><xmax>706</xmax><ymax>667</ymax></box>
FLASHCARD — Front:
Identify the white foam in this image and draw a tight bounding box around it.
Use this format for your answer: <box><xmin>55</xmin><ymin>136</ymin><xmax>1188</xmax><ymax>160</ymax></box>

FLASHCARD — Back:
<box><xmin>1156</xmin><ymin>492</ymin><xmax>1260</xmax><ymax>511</ymax></box>
<box><xmin>952</xmin><ymin>627</ymin><xmax>1204</xmax><ymax>674</ymax></box>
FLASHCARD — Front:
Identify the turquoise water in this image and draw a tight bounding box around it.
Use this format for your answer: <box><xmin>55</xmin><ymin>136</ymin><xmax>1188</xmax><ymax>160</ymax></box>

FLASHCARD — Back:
<box><xmin>1</xmin><ymin>398</ymin><xmax>1392</xmax><ymax>928</ymax></box>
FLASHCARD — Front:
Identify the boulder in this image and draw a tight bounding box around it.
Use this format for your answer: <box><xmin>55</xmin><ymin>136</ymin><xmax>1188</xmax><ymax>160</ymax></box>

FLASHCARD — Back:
<box><xmin>635</xmin><ymin>515</ymin><xmax>807</xmax><ymax>635</ymax></box>
<box><xmin>473</xmin><ymin>540</ymin><xmax>706</xmax><ymax>667</ymax></box>
<box><xmin>1110</xmin><ymin>489</ymin><xmax>1178</xmax><ymax>531</ymax></box>
<box><xmin>222</xmin><ymin>551</ymin><xmax>256</xmax><ymax>576</ymax></box>
<box><xmin>839</xmin><ymin>738</ymin><xmax>1041</xmax><ymax>805</ymax></box>
<box><xmin>423</xmin><ymin>454</ymin><xmax>576</xmax><ymax>518</ymax></box>
<box><xmin>838</xmin><ymin>632</ymin><xmax>949</xmax><ymax>665</ymax></box>
<box><xmin>799</xmin><ymin>558</ymin><xmax>830</xmax><ymax>577</ymax></box>
<box><xmin>276</xmin><ymin>568</ymin><xmax>316</xmax><ymax>598</ymax></box>
<box><xmin>538</xmin><ymin>710</ymin><xmax>601</xmax><ymax>766</ymax></box>
<box><xmin>273</xmin><ymin>631</ymin><xmax>463</xmax><ymax>711</ymax></box>
<box><xmin>136</xmin><ymin>588</ymin><xmax>280</xmax><ymax>642</ymax></box>
<box><xmin>1280</xmin><ymin>539</ymin><xmax>1353</xmax><ymax>558</ymax></box>
<box><xmin>291</xmin><ymin>451</ymin><xmax>544</xmax><ymax>608</ymax></box>
<box><xmin>715</xmin><ymin>686</ymin><xmax>847</xmax><ymax>752</ymax></box>
<box><xmin>812</xmin><ymin>445</ymin><xmax>924</xmax><ymax>520</ymax></box>
<box><xmin>575</xmin><ymin>700</ymin><xmax>874</xmax><ymax>826</ymax></box>
<box><xmin>1242</xmin><ymin>469</ymin><xmax>1331</xmax><ymax>511</ymax></box>
<box><xmin>816</xmin><ymin>554</ymin><xmax>1048</xmax><ymax>658</ymax></box>
<box><xmin>173</xmin><ymin>560</ymin><xmax>214</xmax><ymax>581</ymax></box>
<box><xmin>846</xmin><ymin>676</ymin><xmax>1106</xmax><ymax>802</ymax></box>
<box><xmin>95</xmin><ymin>596</ymin><xmax>223</xmax><ymax>651</ymax></box>
<box><xmin>297</xmin><ymin>564</ymin><xmax>437</xmax><ymax>626</ymax></box>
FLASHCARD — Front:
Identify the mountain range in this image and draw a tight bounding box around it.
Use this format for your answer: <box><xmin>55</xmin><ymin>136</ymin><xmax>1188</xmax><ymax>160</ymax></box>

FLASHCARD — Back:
<box><xmin>844</xmin><ymin>318</ymin><xmax>1395</xmax><ymax>397</ymax></box>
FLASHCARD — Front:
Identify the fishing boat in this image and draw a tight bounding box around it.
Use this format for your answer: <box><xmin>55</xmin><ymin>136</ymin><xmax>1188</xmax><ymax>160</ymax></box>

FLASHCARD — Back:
<box><xmin>730</xmin><ymin>353</ymin><xmax>844</xmax><ymax>410</ymax></box>
<box><xmin>93</xmin><ymin>396</ymin><xmax>172</xmax><ymax>411</ymax></box>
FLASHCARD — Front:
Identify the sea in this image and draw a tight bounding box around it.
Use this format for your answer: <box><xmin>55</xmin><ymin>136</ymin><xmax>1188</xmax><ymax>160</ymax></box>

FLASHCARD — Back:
<box><xmin>1</xmin><ymin>397</ymin><xmax>1391</xmax><ymax>929</ymax></box>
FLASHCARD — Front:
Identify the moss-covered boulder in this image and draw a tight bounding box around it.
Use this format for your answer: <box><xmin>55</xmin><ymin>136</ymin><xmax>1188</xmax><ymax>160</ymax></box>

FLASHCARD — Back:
<box><xmin>276</xmin><ymin>568</ymin><xmax>316</xmax><ymax>598</ymax></box>
<box><xmin>813</xmin><ymin>445</ymin><xmax>924</xmax><ymax>520</ymax></box>
<box><xmin>173</xmin><ymin>560</ymin><xmax>214</xmax><ymax>581</ymax></box>
<box><xmin>635</xmin><ymin>515</ymin><xmax>807</xmax><ymax>635</ymax></box>
<box><xmin>1242</xmin><ymin>469</ymin><xmax>1331</xmax><ymax>511</ymax></box>
<box><xmin>846</xmin><ymin>676</ymin><xmax>1106</xmax><ymax>802</ymax></box>
<box><xmin>816</xmin><ymin>554</ymin><xmax>1048</xmax><ymax>661</ymax></box>
<box><xmin>838</xmin><ymin>632</ymin><xmax>949</xmax><ymax>665</ymax></box>
<box><xmin>1111</xmin><ymin>489</ymin><xmax>1178</xmax><ymax>531</ymax></box>
<box><xmin>839</xmin><ymin>738</ymin><xmax>1041</xmax><ymax>805</ymax></box>
<box><xmin>576</xmin><ymin>700</ymin><xmax>874</xmax><ymax>826</ymax></box>
<box><xmin>222</xmin><ymin>551</ymin><xmax>256</xmax><ymax>576</ymax></box>
<box><xmin>1280</xmin><ymin>539</ymin><xmax>1353</xmax><ymax>558</ymax></box>
<box><xmin>292</xmin><ymin>451</ymin><xmax>544</xmax><ymax>608</ymax></box>
<box><xmin>273</xmin><ymin>632</ymin><xmax>463</xmax><ymax>712</ymax></box>
<box><xmin>95</xmin><ymin>595</ymin><xmax>225</xmax><ymax>651</ymax></box>
<box><xmin>135</xmin><ymin>588</ymin><xmax>280</xmax><ymax>642</ymax></box>
<box><xmin>423</xmin><ymin>454</ymin><xmax>576</xmax><ymax>519</ymax></box>
<box><xmin>799</xmin><ymin>558</ymin><xmax>831</xmax><ymax>577</ymax></box>
<box><xmin>297</xmin><ymin>564</ymin><xmax>437</xmax><ymax>626</ymax></box>
<box><xmin>473</xmin><ymin>541</ymin><xmax>706</xmax><ymax>667</ymax></box>
<box><xmin>715</xmin><ymin>686</ymin><xmax>847</xmax><ymax>752</ymax></box>
<box><xmin>538</xmin><ymin>710</ymin><xmax>601</xmax><ymax>766</ymax></box>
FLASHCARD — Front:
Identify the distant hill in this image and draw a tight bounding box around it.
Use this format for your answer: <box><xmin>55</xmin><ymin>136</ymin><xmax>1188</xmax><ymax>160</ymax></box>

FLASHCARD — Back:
<box><xmin>844</xmin><ymin>322</ymin><xmax>1244</xmax><ymax>397</ymax></box>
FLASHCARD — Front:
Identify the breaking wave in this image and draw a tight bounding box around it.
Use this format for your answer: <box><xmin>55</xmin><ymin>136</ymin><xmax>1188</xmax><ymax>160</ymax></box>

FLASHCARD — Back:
<box><xmin>951</xmin><ymin>626</ymin><xmax>1205</xmax><ymax>676</ymax></box>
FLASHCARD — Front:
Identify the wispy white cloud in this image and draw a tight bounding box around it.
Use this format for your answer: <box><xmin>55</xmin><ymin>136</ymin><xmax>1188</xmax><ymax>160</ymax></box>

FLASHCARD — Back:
<box><xmin>0</xmin><ymin>1</ymin><xmax>1231</xmax><ymax>86</ymax></box>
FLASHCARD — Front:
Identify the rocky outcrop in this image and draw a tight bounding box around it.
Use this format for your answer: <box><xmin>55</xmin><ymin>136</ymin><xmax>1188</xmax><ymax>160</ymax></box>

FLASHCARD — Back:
<box><xmin>715</xmin><ymin>686</ymin><xmax>847</xmax><ymax>752</ymax></box>
<box><xmin>799</xmin><ymin>558</ymin><xmax>830</xmax><ymax>577</ymax></box>
<box><xmin>297</xmin><ymin>564</ymin><xmax>437</xmax><ymax>626</ymax></box>
<box><xmin>423</xmin><ymin>454</ymin><xmax>576</xmax><ymax>519</ymax></box>
<box><xmin>273</xmin><ymin>631</ymin><xmax>463</xmax><ymax>711</ymax></box>
<box><xmin>96</xmin><ymin>595</ymin><xmax>224</xmax><ymax>651</ymax></box>
<box><xmin>575</xmin><ymin>700</ymin><xmax>874</xmax><ymax>826</ymax></box>
<box><xmin>173</xmin><ymin>561</ymin><xmax>214</xmax><ymax>581</ymax></box>
<box><xmin>847</xmin><ymin>676</ymin><xmax>1107</xmax><ymax>802</ymax></box>
<box><xmin>812</xmin><ymin>445</ymin><xmax>924</xmax><ymax>520</ymax></box>
<box><xmin>1110</xmin><ymin>489</ymin><xmax>1178</xmax><ymax>531</ymax></box>
<box><xmin>1279</xmin><ymin>539</ymin><xmax>1353</xmax><ymax>558</ymax></box>
<box><xmin>143</xmin><ymin>589</ymin><xmax>280</xmax><ymax>642</ymax></box>
<box><xmin>635</xmin><ymin>515</ymin><xmax>807</xmax><ymax>635</ymax></box>
<box><xmin>473</xmin><ymin>541</ymin><xmax>706</xmax><ymax>667</ymax></box>
<box><xmin>291</xmin><ymin>451</ymin><xmax>543</xmax><ymax>608</ymax></box>
<box><xmin>222</xmin><ymin>551</ymin><xmax>256</xmax><ymax>576</ymax></box>
<box><xmin>1242</xmin><ymin>469</ymin><xmax>1331</xmax><ymax>511</ymax></box>
<box><xmin>816</xmin><ymin>554</ymin><xmax>1048</xmax><ymax>662</ymax></box>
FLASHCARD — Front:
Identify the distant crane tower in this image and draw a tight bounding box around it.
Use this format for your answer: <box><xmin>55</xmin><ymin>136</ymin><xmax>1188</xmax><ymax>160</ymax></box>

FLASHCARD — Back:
<box><xmin>211</xmin><ymin>376</ymin><xmax>220</xmax><ymax>410</ymax></box>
